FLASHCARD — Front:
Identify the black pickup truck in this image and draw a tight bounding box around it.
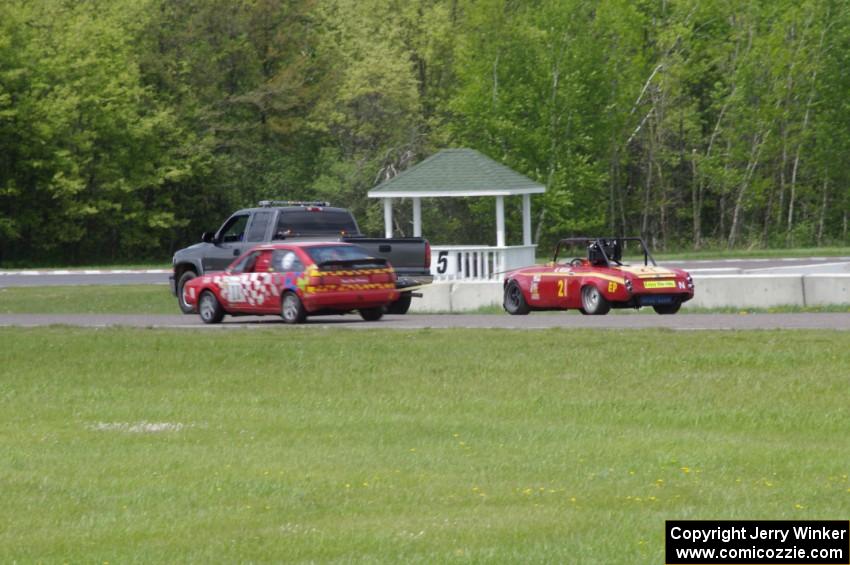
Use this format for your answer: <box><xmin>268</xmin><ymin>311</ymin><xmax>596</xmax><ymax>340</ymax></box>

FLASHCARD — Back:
<box><xmin>170</xmin><ymin>201</ymin><xmax>433</xmax><ymax>314</ymax></box>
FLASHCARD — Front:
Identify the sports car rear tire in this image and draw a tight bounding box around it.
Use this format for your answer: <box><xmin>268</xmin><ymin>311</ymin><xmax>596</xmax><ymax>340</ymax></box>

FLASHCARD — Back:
<box><xmin>281</xmin><ymin>292</ymin><xmax>307</xmax><ymax>324</ymax></box>
<box><xmin>359</xmin><ymin>307</ymin><xmax>384</xmax><ymax>321</ymax></box>
<box><xmin>653</xmin><ymin>301</ymin><xmax>681</xmax><ymax>315</ymax></box>
<box><xmin>581</xmin><ymin>285</ymin><xmax>610</xmax><ymax>315</ymax></box>
<box><xmin>198</xmin><ymin>290</ymin><xmax>224</xmax><ymax>324</ymax></box>
<box><xmin>503</xmin><ymin>280</ymin><xmax>530</xmax><ymax>315</ymax></box>
<box><xmin>177</xmin><ymin>270</ymin><xmax>197</xmax><ymax>314</ymax></box>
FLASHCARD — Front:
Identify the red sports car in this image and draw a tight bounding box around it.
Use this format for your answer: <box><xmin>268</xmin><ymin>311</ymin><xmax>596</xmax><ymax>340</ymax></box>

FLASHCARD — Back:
<box><xmin>503</xmin><ymin>237</ymin><xmax>694</xmax><ymax>315</ymax></box>
<box><xmin>182</xmin><ymin>242</ymin><xmax>399</xmax><ymax>324</ymax></box>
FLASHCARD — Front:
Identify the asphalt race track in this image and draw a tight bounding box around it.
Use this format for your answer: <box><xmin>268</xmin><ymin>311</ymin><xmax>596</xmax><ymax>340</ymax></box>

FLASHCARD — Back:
<box><xmin>2</xmin><ymin>312</ymin><xmax>850</xmax><ymax>330</ymax></box>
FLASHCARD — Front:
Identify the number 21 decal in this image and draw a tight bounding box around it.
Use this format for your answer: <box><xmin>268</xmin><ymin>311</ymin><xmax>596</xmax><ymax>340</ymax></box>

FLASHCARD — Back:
<box><xmin>557</xmin><ymin>279</ymin><xmax>567</xmax><ymax>297</ymax></box>
<box><xmin>608</xmin><ymin>281</ymin><xmax>618</xmax><ymax>292</ymax></box>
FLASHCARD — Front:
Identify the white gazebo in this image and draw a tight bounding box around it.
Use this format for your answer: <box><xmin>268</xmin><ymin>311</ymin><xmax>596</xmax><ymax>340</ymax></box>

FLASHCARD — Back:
<box><xmin>367</xmin><ymin>148</ymin><xmax>545</xmax><ymax>280</ymax></box>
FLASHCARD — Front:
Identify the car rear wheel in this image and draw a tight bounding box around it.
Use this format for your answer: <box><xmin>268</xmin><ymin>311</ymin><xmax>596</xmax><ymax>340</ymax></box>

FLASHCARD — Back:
<box><xmin>177</xmin><ymin>270</ymin><xmax>197</xmax><ymax>314</ymax></box>
<box><xmin>653</xmin><ymin>301</ymin><xmax>681</xmax><ymax>315</ymax></box>
<box><xmin>384</xmin><ymin>293</ymin><xmax>412</xmax><ymax>315</ymax></box>
<box><xmin>503</xmin><ymin>280</ymin><xmax>530</xmax><ymax>315</ymax></box>
<box><xmin>581</xmin><ymin>285</ymin><xmax>610</xmax><ymax>315</ymax></box>
<box><xmin>359</xmin><ymin>307</ymin><xmax>384</xmax><ymax>321</ymax></box>
<box><xmin>281</xmin><ymin>292</ymin><xmax>307</xmax><ymax>324</ymax></box>
<box><xmin>198</xmin><ymin>290</ymin><xmax>224</xmax><ymax>324</ymax></box>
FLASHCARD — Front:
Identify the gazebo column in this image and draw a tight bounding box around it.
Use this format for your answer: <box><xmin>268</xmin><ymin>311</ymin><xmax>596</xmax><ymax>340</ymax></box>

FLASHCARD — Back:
<box><xmin>412</xmin><ymin>197</ymin><xmax>422</xmax><ymax>237</ymax></box>
<box><xmin>383</xmin><ymin>198</ymin><xmax>393</xmax><ymax>238</ymax></box>
<box><xmin>522</xmin><ymin>194</ymin><xmax>532</xmax><ymax>246</ymax></box>
<box><xmin>495</xmin><ymin>195</ymin><xmax>506</xmax><ymax>247</ymax></box>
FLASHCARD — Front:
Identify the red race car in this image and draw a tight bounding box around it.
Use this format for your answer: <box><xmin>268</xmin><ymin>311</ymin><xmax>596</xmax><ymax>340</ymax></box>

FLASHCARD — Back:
<box><xmin>182</xmin><ymin>242</ymin><xmax>399</xmax><ymax>324</ymax></box>
<box><xmin>503</xmin><ymin>237</ymin><xmax>694</xmax><ymax>315</ymax></box>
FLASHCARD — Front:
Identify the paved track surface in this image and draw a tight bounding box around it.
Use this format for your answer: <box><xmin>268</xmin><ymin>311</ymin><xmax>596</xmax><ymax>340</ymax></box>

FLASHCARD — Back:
<box><xmin>0</xmin><ymin>270</ymin><xmax>169</xmax><ymax>287</ymax></box>
<box><xmin>3</xmin><ymin>312</ymin><xmax>849</xmax><ymax>330</ymax></box>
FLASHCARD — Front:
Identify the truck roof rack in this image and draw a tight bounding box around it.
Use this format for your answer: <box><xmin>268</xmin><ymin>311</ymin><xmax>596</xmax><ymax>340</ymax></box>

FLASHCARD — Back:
<box><xmin>258</xmin><ymin>200</ymin><xmax>331</xmax><ymax>208</ymax></box>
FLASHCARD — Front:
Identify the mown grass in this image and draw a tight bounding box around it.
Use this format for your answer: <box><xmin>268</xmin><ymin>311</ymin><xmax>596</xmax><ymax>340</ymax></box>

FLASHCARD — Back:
<box><xmin>1</xmin><ymin>328</ymin><xmax>849</xmax><ymax>563</ymax></box>
<box><xmin>0</xmin><ymin>284</ymin><xmax>176</xmax><ymax>314</ymax></box>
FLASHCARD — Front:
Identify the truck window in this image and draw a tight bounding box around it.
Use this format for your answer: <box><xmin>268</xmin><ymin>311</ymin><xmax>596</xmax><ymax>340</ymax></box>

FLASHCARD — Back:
<box><xmin>219</xmin><ymin>214</ymin><xmax>249</xmax><ymax>243</ymax></box>
<box><xmin>275</xmin><ymin>210</ymin><xmax>358</xmax><ymax>237</ymax></box>
<box><xmin>247</xmin><ymin>211</ymin><xmax>272</xmax><ymax>242</ymax></box>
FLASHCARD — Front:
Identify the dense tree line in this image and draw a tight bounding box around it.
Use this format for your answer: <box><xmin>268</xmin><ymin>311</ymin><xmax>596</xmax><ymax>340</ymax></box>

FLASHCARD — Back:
<box><xmin>1</xmin><ymin>0</ymin><xmax>848</xmax><ymax>264</ymax></box>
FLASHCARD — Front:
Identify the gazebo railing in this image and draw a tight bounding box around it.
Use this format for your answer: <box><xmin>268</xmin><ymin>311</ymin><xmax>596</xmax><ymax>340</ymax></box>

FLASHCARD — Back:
<box><xmin>430</xmin><ymin>245</ymin><xmax>537</xmax><ymax>281</ymax></box>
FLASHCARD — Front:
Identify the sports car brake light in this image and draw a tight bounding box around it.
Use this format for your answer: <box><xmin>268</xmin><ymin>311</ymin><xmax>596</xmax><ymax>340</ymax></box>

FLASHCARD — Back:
<box><xmin>686</xmin><ymin>274</ymin><xmax>694</xmax><ymax>289</ymax></box>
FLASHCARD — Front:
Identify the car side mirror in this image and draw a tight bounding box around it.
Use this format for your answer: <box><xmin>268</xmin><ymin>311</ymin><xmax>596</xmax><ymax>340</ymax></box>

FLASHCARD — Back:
<box><xmin>201</xmin><ymin>231</ymin><xmax>215</xmax><ymax>243</ymax></box>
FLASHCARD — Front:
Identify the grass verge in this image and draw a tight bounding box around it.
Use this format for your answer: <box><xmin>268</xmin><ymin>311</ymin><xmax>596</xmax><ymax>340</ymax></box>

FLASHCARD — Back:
<box><xmin>0</xmin><ymin>284</ymin><xmax>176</xmax><ymax>314</ymax></box>
<box><xmin>2</xmin><ymin>328</ymin><xmax>849</xmax><ymax>562</ymax></box>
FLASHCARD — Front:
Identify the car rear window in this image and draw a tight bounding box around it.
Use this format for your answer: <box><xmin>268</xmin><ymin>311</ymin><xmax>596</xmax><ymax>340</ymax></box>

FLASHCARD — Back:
<box><xmin>305</xmin><ymin>245</ymin><xmax>384</xmax><ymax>268</ymax></box>
<box><xmin>275</xmin><ymin>209</ymin><xmax>358</xmax><ymax>237</ymax></box>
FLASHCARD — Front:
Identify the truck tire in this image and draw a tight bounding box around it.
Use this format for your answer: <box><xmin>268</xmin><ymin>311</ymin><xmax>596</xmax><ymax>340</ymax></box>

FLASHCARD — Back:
<box><xmin>385</xmin><ymin>293</ymin><xmax>412</xmax><ymax>315</ymax></box>
<box><xmin>177</xmin><ymin>270</ymin><xmax>197</xmax><ymax>314</ymax></box>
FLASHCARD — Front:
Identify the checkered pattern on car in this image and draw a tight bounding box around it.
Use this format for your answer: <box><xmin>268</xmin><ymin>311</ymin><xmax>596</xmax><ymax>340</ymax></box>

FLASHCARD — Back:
<box><xmin>212</xmin><ymin>273</ymin><xmax>280</xmax><ymax>306</ymax></box>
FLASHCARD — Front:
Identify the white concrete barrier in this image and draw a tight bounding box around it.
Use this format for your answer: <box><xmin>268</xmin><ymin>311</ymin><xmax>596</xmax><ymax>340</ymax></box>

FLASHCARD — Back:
<box><xmin>451</xmin><ymin>281</ymin><xmax>503</xmax><ymax>310</ymax></box>
<box><xmin>803</xmin><ymin>274</ymin><xmax>850</xmax><ymax>306</ymax></box>
<box><xmin>410</xmin><ymin>275</ymin><xmax>850</xmax><ymax>312</ymax></box>
<box><xmin>409</xmin><ymin>282</ymin><xmax>454</xmax><ymax>313</ymax></box>
<box><xmin>686</xmin><ymin>274</ymin><xmax>805</xmax><ymax>309</ymax></box>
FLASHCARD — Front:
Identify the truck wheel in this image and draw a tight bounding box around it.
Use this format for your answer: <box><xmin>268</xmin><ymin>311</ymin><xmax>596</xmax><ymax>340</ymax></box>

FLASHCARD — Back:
<box><xmin>581</xmin><ymin>285</ymin><xmax>610</xmax><ymax>315</ymax></box>
<box><xmin>198</xmin><ymin>291</ymin><xmax>224</xmax><ymax>324</ymax></box>
<box><xmin>359</xmin><ymin>307</ymin><xmax>384</xmax><ymax>321</ymax></box>
<box><xmin>653</xmin><ymin>301</ymin><xmax>681</xmax><ymax>315</ymax></box>
<box><xmin>177</xmin><ymin>270</ymin><xmax>197</xmax><ymax>314</ymax></box>
<box><xmin>503</xmin><ymin>280</ymin><xmax>530</xmax><ymax>315</ymax></box>
<box><xmin>385</xmin><ymin>293</ymin><xmax>412</xmax><ymax>315</ymax></box>
<box><xmin>281</xmin><ymin>292</ymin><xmax>307</xmax><ymax>324</ymax></box>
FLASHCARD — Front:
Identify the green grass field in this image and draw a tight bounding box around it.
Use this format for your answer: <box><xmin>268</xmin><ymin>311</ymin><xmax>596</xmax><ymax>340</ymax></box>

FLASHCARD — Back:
<box><xmin>0</xmin><ymin>285</ymin><xmax>176</xmax><ymax>314</ymax></box>
<box><xmin>2</xmin><ymin>327</ymin><xmax>849</xmax><ymax>562</ymax></box>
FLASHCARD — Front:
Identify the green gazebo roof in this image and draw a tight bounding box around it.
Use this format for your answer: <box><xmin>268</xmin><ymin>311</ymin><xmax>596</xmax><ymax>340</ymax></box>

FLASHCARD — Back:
<box><xmin>367</xmin><ymin>148</ymin><xmax>545</xmax><ymax>198</ymax></box>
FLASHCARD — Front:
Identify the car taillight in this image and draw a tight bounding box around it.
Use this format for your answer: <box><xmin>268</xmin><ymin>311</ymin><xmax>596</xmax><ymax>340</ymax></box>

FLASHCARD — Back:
<box><xmin>424</xmin><ymin>241</ymin><xmax>431</xmax><ymax>269</ymax></box>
